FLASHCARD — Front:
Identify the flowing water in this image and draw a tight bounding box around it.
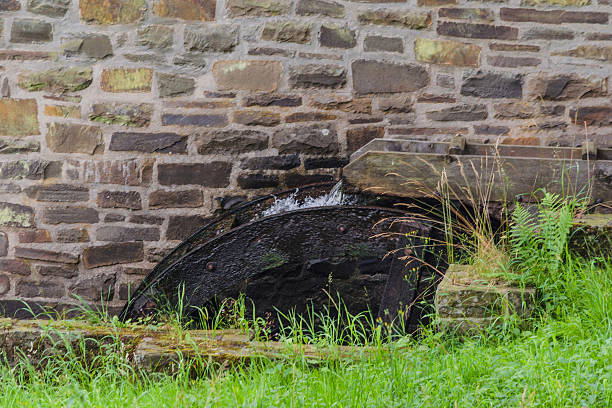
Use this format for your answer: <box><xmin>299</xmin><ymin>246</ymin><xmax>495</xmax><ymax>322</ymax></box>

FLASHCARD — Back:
<box><xmin>258</xmin><ymin>181</ymin><xmax>357</xmax><ymax>219</ymax></box>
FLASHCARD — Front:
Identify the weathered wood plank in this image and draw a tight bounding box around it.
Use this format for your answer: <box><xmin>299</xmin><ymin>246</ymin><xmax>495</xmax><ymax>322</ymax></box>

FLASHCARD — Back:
<box><xmin>343</xmin><ymin>151</ymin><xmax>612</xmax><ymax>203</ymax></box>
<box><xmin>350</xmin><ymin>139</ymin><xmax>612</xmax><ymax>162</ymax></box>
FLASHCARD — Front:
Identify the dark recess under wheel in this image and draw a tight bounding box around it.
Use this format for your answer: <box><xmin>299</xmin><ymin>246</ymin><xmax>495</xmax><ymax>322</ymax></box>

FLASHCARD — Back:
<box><xmin>120</xmin><ymin>182</ymin><xmax>446</xmax><ymax>333</ymax></box>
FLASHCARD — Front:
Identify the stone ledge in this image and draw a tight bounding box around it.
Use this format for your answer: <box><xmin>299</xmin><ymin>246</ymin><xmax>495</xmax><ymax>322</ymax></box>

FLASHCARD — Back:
<box><xmin>0</xmin><ymin>318</ymin><xmax>367</xmax><ymax>372</ymax></box>
<box><xmin>571</xmin><ymin>214</ymin><xmax>612</xmax><ymax>259</ymax></box>
<box><xmin>435</xmin><ymin>264</ymin><xmax>536</xmax><ymax>334</ymax></box>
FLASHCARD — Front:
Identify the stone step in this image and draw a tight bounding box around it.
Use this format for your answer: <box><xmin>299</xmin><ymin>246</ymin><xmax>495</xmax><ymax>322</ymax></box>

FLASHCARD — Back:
<box><xmin>435</xmin><ymin>264</ymin><xmax>537</xmax><ymax>334</ymax></box>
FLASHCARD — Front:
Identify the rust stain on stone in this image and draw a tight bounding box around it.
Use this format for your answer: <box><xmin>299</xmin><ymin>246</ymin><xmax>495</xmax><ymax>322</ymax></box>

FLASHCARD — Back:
<box><xmin>152</xmin><ymin>0</ymin><xmax>216</xmax><ymax>21</ymax></box>
<box><xmin>101</xmin><ymin>68</ymin><xmax>153</xmax><ymax>93</ymax></box>
<box><xmin>0</xmin><ymin>99</ymin><xmax>39</xmax><ymax>137</ymax></box>
<box><xmin>80</xmin><ymin>0</ymin><xmax>147</xmax><ymax>25</ymax></box>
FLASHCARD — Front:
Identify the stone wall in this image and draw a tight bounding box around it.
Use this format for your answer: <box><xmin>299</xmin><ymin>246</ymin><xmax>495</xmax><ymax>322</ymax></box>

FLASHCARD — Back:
<box><xmin>0</xmin><ymin>0</ymin><xmax>610</xmax><ymax>313</ymax></box>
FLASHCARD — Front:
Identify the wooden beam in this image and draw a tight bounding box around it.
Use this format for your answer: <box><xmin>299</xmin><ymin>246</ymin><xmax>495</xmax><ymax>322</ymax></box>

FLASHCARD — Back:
<box><xmin>343</xmin><ymin>151</ymin><xmax>612</xmax><ymax>203</ymax></box>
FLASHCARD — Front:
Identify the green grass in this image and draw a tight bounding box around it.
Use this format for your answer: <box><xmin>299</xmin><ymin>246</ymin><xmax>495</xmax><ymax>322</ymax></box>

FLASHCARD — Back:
<box><xmin>1</xmin><ymin>256</ymin><xmax>610</xmax><ymax>407</ymax></box>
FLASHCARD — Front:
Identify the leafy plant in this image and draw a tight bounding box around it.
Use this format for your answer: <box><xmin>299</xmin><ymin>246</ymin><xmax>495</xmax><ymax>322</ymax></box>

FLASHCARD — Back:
<box><xmin>506</xmin><ymin>191</ymin><xmax>581</xmax><ymax>288</ymax></box>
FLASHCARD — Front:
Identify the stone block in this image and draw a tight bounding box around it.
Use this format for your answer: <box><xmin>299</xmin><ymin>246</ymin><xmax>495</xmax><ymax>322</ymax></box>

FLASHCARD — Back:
<box><xmin>493</xmin><ymin>102</ymin><xmax>563</xmax><ymax>119</ymax></box>
<box><xmin>241</xmin><ymin>155</ymin><xmax>300</xmax><ymax>170</ymax></box>
<box><xmin>0</xmin><ymin>232</ymin><xmax>7</xmax><ymax>256</ymax></box>
<box><xmin>18</xmin><ymin>67</ymin><xmax>93</xmax><ymax>93</ymax></box>
<box><xmin>285</xmin><ymin>112</ymin><xmax>337</xmax><ymax>122</ymax></box>
<box><xmin>352</xmin><ymin>60</ymin><xmax>428</xmax><ymax>94</ymax></box>
<box><xmin>552</xmin><ymin>46</ymin><xmax>612</xmax><ymax>62</ymax></box>
<box><xmin>27</xmin><ymin>0</ymin><xmax>70</xmax><ymax>17</ymax></box>
<box><xmin>461</xmin><ymin>71</ymin><xmax>523</xmax><ymax>99</ymax></box>
<box><xmin>0</xmin><ymin>0</ymin><xmax>20</xmax><ymax>11</ymax></box>
<box><xmin>196</xmin><ymin>129</ymin><xmax>268</xmax><ymax>155</ymax></box>
<box><xmin>90</xmin><ymin>103</ymin><xmax>153</xmax><ymax>127</ymax></box>
<box><xmin>296</xmin><ymin>0</ymin><xmax>344</xmax><ymax>18</ymax></box>
<box><xmin>10</xmin><ymin>18</ymin><xmax>53</xmax><ymax>43</ymax></box>
<box><xmin>569</xmin><ymin>107</ymin><xmax>612</xmax><ymax>127</ymax></box>
<box><xmin>0</xmin><ymin>160</ymin><xmax>52</xmax><ymax>181</ymax></box>
<box><xmin>161</xmin><ymin>114</ymin><xmax>227</xmax><ymax>127</ymax></box>
<box><xmin>527</xmin><ymin>74</ymin><xmax>607</xmax><ymax>101</ymax></box>
<box><xmin>83</xmin><ymin>242</ymin><xmax>143</xmax><ymax>268</ymax></box>
<box><xmin>128</xmin><ymin>215</ymin><xmax>164</xmax><ymax>225</ymax></box>
<box><xmin>488</xmin><ymin>56</ymin><xmax>540</xmax><ymax>68</ymax></box>
<box><xmin>417</xmin><ymin>94</ymin><xmax>455</xmax><ymax>104</ymax></box>
<box><xmin>438</xmin><ymin>7</ymin><xmax>493</xmax><ymax>22</ymax></box>
<box><xmin>0</xmin><ymin>276</ymin><xmax>9</xmax><ymax>295</ymax></box>
<box><xmin>36</xmin><ymin>264</ymin><xmax>78</xmax><ymax>278</ymax></box>
<box><xmin>25</xmin><ymin>184</ymin><xmax>89</xmax><ymax>202</ymax></box>
<box><xmin>284</xmin><ymin>173</ymin><xmax>333</xmax><ymax>188</ymax></box>
<box><xmin>63</xmin><ymin>34</ymin><xmax>113</xmax><ymax>58</ymax></box>
<box><xmin>145</xmin><ymin>246</ymin><xmax>174</xmax><ymax>263</ymax></box>
<box><xmin>363</xmin><ymin>36</ymin><xmax>403</xmax><ymax>53</ymax></box>
<box><xmin>289</xmin><ymin>64</ymin><xmax>346</xmax><ymax>89</ymax></box>
<box><xmin>226</xmin><ymin>0</ymin><xmax>291</xmax><ymax>17</ymax></box>
<box><xmin>418</xmin><ymin>0</ymin><xmax>455</xmax><ymax>4</ymax></box>
<box><xmin>0</xmin><ymin>202</ymin><xmax>35</xmax><ymax>227</ymax></box>
<box><xmin>237</xmin><ymin>173</ymin><xmax>279</xmax><ymax>189</ymax></box>
<box><xmin>357</xmin><ymin>10</ymin><xmax>431</xmax><ymax>29</ymax></box>
<box><xmin>96</xmin><ymin>226</ymin><xmax>160</xmax><ymax>242</ymax></box>
<box><xmin>427</xmin><ymin>104</ymin><xmax>488</xmax><ymax>121</ymax></box>
<box><xmin>167</xmin><ymin>215</ymin><xmax>210</xmax><ymax>240</ymax></box>
<box><xmin>42</xmin><ymin>206</ymin><xmax>99</xmax><ymax>224</ymax></box>
<box><xmin>570</xmin><ymin>214</ymin><xmax>612</xmax><ymax>259</ymax></box>
<box><xmin>83</xmin><ymin>160</ymin><xmax>153</xmax><ymax>186</ymax></box>
<box><xmin>377</xmin><ymin>96</ymin><xmax>413</xmax><ymax>114</ymax></box>
<box><xmin>0</xmin><ymin>259</ymin><xmax>31</xmax><ymax>275</ymax></box>
<box><xmin>415</xmin><ymin>38</ymin><xmax>480</xmax><ymax>67</ymax></box>
<box><xmin>500</xmin><ymin>7</ymin><xmax>607</xmax><ymax>24</ymax></box>
<box><xmin>311</xmin><ymin>96</ymin><xmax>372</xmax><ymax>114</ymax></box>
<box><xmin>137</xmin><ymin>25</ymin><xmax>174</xmax><ymax>49</ymax></box>
<box><xmin>149</xmin><ymin>190</ymin><xmax>203</xmax><ymax>208</ymax></box>
<box><xmin>184</xmin><ymin>24</ymin><xmax>238</xmax><ymax>53</ymax></box>
<box><xmin>101</xmin><ymin>68</ymin><xmax>152</xmax><ymax>93</ymax></box>
<box><xmin>104</xmin><ymin>214</ymin><xmax>126</xmax><ymax>222</ymax></box>
<box><xmin>109</xmin><ymin>132</ymin><xmax>186</xmax><ymax>153</ymax></box>
<box><xmin>248</xmin><ymin>47</ymin><xmax>295</xmax><ymax>57</ymax></box>
<box><xmin>96</xmin><ymin>191</ymin><xmax>142</xmax><ymax>210</ymax></box>
<box><xmin>346</xmin><ymin>127</ymin><xmax>385</xmax><ymax>153</ymax></box>
<box><xmin>46</xmin><ymin>123</ymin><xmax>103</xmax><ymax>154</ymax></box>
<box><xmin>0</xmin><ymin>99</ymin><xmax>39</xmax><ymax>136</ymax></box>
<box><xmin>0</xmin><ymin>139</ymin><xmax>40</xmax><ymax>154</ymax></box>
<box><xmin>55</xmin><ymin>228</ymin><xmax>90</xmax><ymax>243</ymax></box>
<box><xmin>157</xmin><ymin>163</ymin><xmax>232</xmax><ymax>187</ymax></box>
<box><xmin>157</xmin><ymin>73</ymin><xmax>196</xmax><ymax>98</ymax></box>
<box><xmin>272</xmin><ymin>123</ymin><xmax>338</xmax><ymax>154</ymax></box>
<box><xmin>522</xmin><ymin>28</ymin><xmax>574</xmax><ymax>41</ymax></box>
<box><xmin>233</xmin><ymin>110</ymin><xmax>281</xmax><ymax>127</ymax></box>
<box><xmin>153</xmin><ymin>0</ymin><xmax>216</xmax><ymax>21</ymax></box>
<box><xmin>489</xmin><ymin>43</ymin><xmax>540</xmax><ymax>52</ymax></box>
<box><xmin>319</xmin><ymin>25</ymin><xmax>356</xmax><ymax>49</ymax></box>
<box><xmin>213</xmin><ymin>60</ymin><xmax>282</xmax><ymax>92</ymax></box>
<box><xmin>304</xmin><ymin>157</ymin><xmax>348</xmax><ymax>170</ymax></box>
<box><xmin>262</xmin><ymin>21</ymin><xmax>311</xmax><ymax>44</ymax></box>
<box><xmin>474</xmin><ymin>125</ymin><xmax>509</xmax><ymax>136</ymax></box>
<box><xmin>244</xmin><ymin>94</ymin><xmax>302</xmax><ymax>107</ymax></box>
<box><xmin>80</xmin><ymin>0</ymin><xmax>146</xmax><ymax>24</ymax></box>
<box><xmin>44</xmin><ymin>105</ymin><xmax>81</xmax><ymax>119</ymax></box>
<box><xmin>435</xmin><ymin>264</ymin><xmax>536</xmax><ymax>333</ymax></box>
<box><xmin>14</xmin><ymin>247</ymin><xmax>78</xmax><ymax>264</ymax></box>
<box><xmin>437</xmin><ymin>21</ymin><xmax>517</xmax><ymax>40</ymax></box>
<box><xmin>16</xmin><ymin>280</ymin><xmax>64</xmax><ymax>298</ymax></box>
<box><xmin>69</xmin><ymin>274</ymin><xmax>116</xmax><ymax>301</ymax></box>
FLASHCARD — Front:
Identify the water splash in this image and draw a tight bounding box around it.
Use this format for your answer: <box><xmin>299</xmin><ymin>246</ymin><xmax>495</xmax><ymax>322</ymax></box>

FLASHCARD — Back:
<box><xmin>259</xmin><ymin>181</ymin><xmax>357</xmax><ymax>218</ymax></box>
